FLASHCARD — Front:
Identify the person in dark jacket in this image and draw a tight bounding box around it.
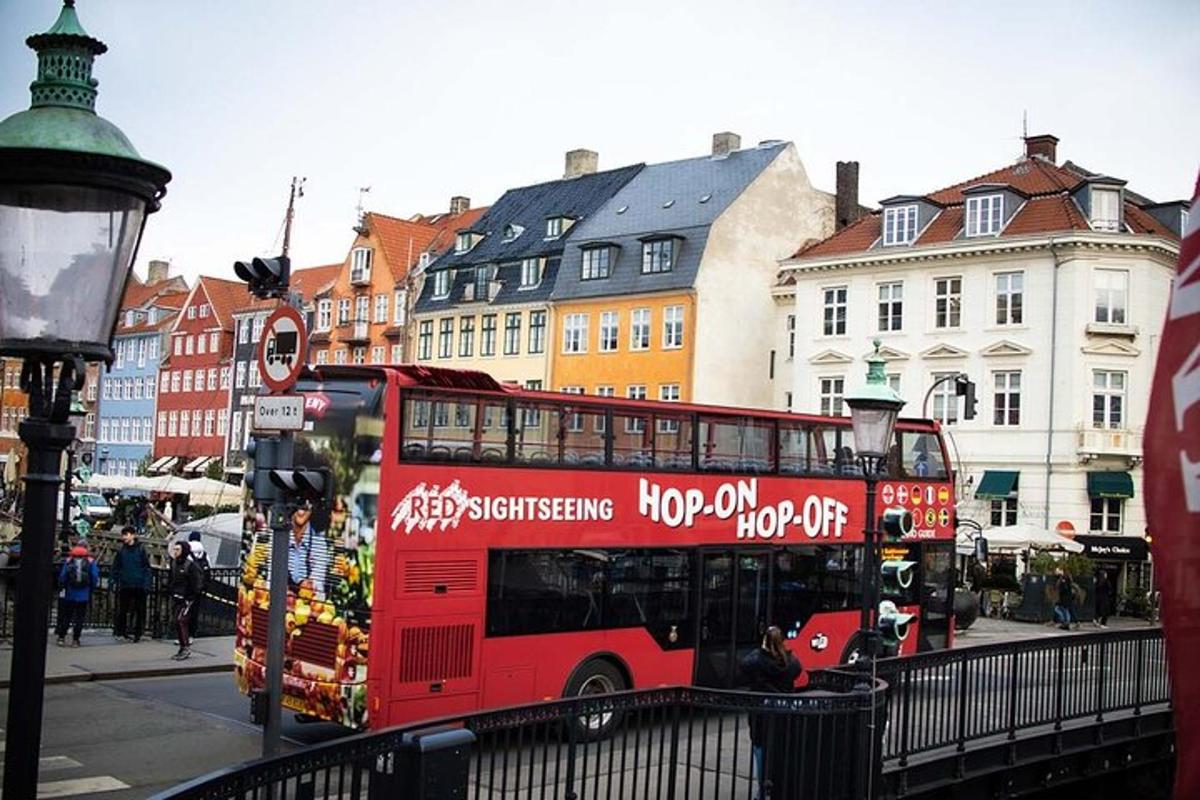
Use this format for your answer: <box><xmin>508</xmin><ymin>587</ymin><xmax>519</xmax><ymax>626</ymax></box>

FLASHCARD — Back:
<box><xmin>55</xmin><ymin>543</ymin><xmax>99</xmax><ymax>647</ymax></box>
<box><xmin>1054</xmin><ymin>568</ymin><xmax>1077</xmax><ymax>630</ymax></box>
<box><xmin>186</xmin><ymin>532</ymin><xmax>211</xmax><ymax>642</ymax></box>
<box><xmin>167</xmin><ymin>541</ymin><xmax>203</xmax><ymax>660</ymax></box>
<box><xmin>111</xmin><ymin>526</ymin><xmax>152</xmax><ymax>642</ymax></box>
<box><xmin>1094</xmin><ymin>571</ymin><xmax>1113</xmax><ymax>628</ymax></box>
<box><xmin>740</xmin><ymin>626</ymin><xmax>802</xmax><ymax>800</ymax></box>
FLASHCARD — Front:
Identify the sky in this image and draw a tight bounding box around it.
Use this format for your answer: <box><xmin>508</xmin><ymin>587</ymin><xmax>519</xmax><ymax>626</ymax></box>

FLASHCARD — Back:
<box><xmin>1</xmin><ymin>0</ymin><xmax>1196</xmax><ymax>285</ymax></box>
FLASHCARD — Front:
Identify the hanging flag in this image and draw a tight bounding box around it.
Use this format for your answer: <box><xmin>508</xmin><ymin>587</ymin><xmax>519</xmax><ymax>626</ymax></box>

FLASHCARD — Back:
<box><xmin>1145</xmin><ymin>171</ymin><xmax>1200</xmax><ymax>797</ymax></box>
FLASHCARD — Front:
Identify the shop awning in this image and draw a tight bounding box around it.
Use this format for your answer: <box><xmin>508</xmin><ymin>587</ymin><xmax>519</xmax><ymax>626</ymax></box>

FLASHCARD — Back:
<box><xmin>147</xmin><ymin>456</ymin><xmax>177</xmax><ymax>474</ymax></box>
<box><xmin>183</xmin><ymin>456</ymin><xmax>215</xmax><ymax>474</ymax></box>
<box><xmin>1087</xmin><ymin>471</ymin><xmax>1134</xmax><ymax>499</ymax></box>
<box><xmin>975</xmin><ymin>470</ymin><xmax>1019</xmax><ymax>500</ymax></box>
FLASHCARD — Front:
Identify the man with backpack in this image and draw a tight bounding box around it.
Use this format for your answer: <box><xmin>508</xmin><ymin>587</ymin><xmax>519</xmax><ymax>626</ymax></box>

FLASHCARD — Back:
<box><xmin>55</xmin><ymin>543</ymin><xmax>99</xmax><ymax>647</ymax></box>
<box><xmin>112</xmin><ymin>526</ymin><xmax>152</xmax><ymax>642</ymax></box>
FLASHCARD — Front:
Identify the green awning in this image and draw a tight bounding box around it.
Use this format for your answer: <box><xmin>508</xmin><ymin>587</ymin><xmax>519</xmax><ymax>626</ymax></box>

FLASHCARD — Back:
<box><xmin>975</xmin><ymin>470</ymin><xmax>1019</xmax><ymax>500</ymax></box>
<box><xmin>1088</xmin><ymin>471</ymin><xmax>1134</xmax><ymax>499</ymax></box>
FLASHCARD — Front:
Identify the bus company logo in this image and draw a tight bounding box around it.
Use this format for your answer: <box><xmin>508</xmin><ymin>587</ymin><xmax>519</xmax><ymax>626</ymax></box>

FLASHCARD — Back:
<box><xmin>638</xmin><ymin>478</ymin><xmax>848</xmax><ymax>540</ymax></box>
<box><xmin>302</xmin><ymin>392</ymin><xmax>331</xmax><ymax>419</ymax></box>
<box><xmin>390</xmin><ymin>480</ymin><xmax>470</xmax><ymax>534</ymax></box>
<box><xmin>809</xmin><ymin>633</ymin><xmax>829</xmax><ymax>652</ymax></box>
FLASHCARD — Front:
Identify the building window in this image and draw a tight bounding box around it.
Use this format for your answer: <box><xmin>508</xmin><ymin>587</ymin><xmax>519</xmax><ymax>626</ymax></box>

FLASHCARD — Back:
<box><xmin>317</xmin><ymin>299</ymin><xmax>332</xmax><ymax>331</ymax></box>
<box><xmin>391</xmin><ymin>344</ymin><xmax>403</xmax><ymax>362</ymax></box>
<box><xmin>230</xmin><ymin>410</ymin><xmax>242</xmax><ymax>448</ymax></box>
<box><xmin>1091</xmin><ymin>188</ymin><xmax>1122</xmax><ymax>231</ymax></box>
<box><xmin>993</xmin><ymin>371</ymin><xmax>1021</xmax><ymax>426</ymax></box>
<box><xmin>203</xmin><ymin>410</ymin><xmax>215</xmax><ymax>437</ymax></box>
<box><xmin>877</xmin><ymin>282</ymin><xmax>902</xmax><ymax>332</ymax></box>
<box><xmin>630</xmin><ymin>308</ymin><xmax>651</xmax><ymax>350</ymax></box>
<box><xmin>249</xmin><ymin>362</ymin><xmax>262</xmax><ymax>388</ymax></box>
<box><xmin>883</xmin><ymin>205</ymin><xmax>918</xmax><ymax>246</ymax></box>
<box><xmin>316</xmin><ymin>349</ymin><xmax>328</xmax><ymax>365</ymax></box>
<box><xmin>157</xmin><ymin>413</ymin><xmax>166</xmax><ymax>438</ymax></box>
<box><xmin>179</xmin><ymin>411</ymin><xmax>189</xmax><ymax>438</ymax></box>
<box><xmin>393</xmin><ymin>290</ymin><xmax>407</xmax><ymax>324</ymax></box>
<box><xmin>235</xmin><ymin>362</ymin><xmax>246</xmax><ymax>388</ymax></box>
<box><xmin>374</xmin><ymin>294</ymin><xmax>388</xmax><ymax>323</ymax></box>
<box><xmin>418</xmin><ymin>320</ymin><xmax>433</xmax><ymax>360</ymax></box>
<box><xmin>371</xmin><ymin>345</ymin><xmax>384</xmax><ymax>364</ymax></box>
<box><xmin>337</xmin><ymin>298</ymin><xmax>351</xmax><ymax>325</ymax></box>
<box><xmin>965</xmin><ymin>194</ymin><xmax>1003</xmax><ymax>237</ymax></box>
<box><xmin>182</xmin><ymin>370</ymin><xmax>193</xmax><ymax>393</ymax></box>
<box><xmin>210</xmin><ymin>331</ymin><xmax>219</xmax><ymax>352</ymax></box>
<box><xmin>504</xmin><ymin>313</ymin><xmax>521</xmax><ymax>355</ymax></box>
<box><xmin>354</xmin><ymin>295</ymin><xmax>369</xmax><ymax>326</ymax></box>
<box><xmin>433</xmin><ymin>270</ymin><xmax>450</xmax><ymax>298</ymax></box>
<box><xmin>207</xmin><ymin>368</ymin><xmax>217</xmax><ymax>391</ymax></box>
<box><xmin>528</xmin><ymin>311</ymin><xmax>546</xmax><ymax>354</ymax></box>
<box><xmin>658</xmin><ymin>384</ymin><xmax>681</xmax><ymax>433</ymax></box>
<box><xmin>474</xmin><ymin>266</ymin><xmax>490</xmax><ymax>300</ymax></box>
<box><xmin>219</xmin><ymin>367</ymin><xmax>229</xmax><ymax>389</ymax></box>
<box><xmin>932</xmin><ymin>372</ymin><xmax>959</xmax><ymax>425</ymax></box>
<box><xmin>100</xmin><ymin>418</ymin><xmax>110</xmax><ymax>442</ymax></box>
<box><xmin>334</xmin><ymin>348</ymin><xmax>347</xmax><ymax>365</ymax></box>
<box><xmin>236</xmin><ymin>320</ymin><xmax>248</xmax><ymax>345</ymax></box>
<box><xmin>819</xmin><ymin>377</ymin><xmax>844</xmax><ymax>416</ymax></box>
<box><xmin>560</xmin><ymin>386</ymin><xmax>585</xmax><ymax>431</ymax></box>
<box><xmin>563</xmin><ymin>313</ymin><xmax>588</xmax><ymax>354</ymax></box>
<box><xmin>1090</xmin><ymin>498</ymin><xmax>1123</xmax><ymax>533</ymax></box>
<box><xmin>785</xmin><ymin>392</ymin><xmax>793</xmax><ymax>411</ymax></box>
<box><xmin>352</xmin><ymin>347</ymin><xmax>365</xmax><ymax>365</ymax></box>
<box><xmin>184</xmin><ymin>336</ymin><xmax>194</xmax><ymax>356</ymax></box>
<box><xmin>581</xmin><ymin>247</ymin><xmax>611</xmax><ymax>280</ymax></box>
<box><xmin>594</xmin><ymin>385</ymin><xmax>614</xmax><ymax>432</ymax></box>
<box><xmin>823</xmin><ymin>286</ymin><xmax>847</xmax><ymax>336</ymax></box>
<box><xmin>991</xmin><ymin>495</ymin><xmax>1018</xmax><ymax>527</ymax></box>
<box><xmin>217</xmin><ymin>409</ymin><xmax>228</xmax><ymax>437</ymax></box>
<box><xmin>455</xmin><ymin>232</ymin><xmax>472</xmax><ymax>253</ymax></box>
<box><xmin>187</xmin><ymin>306</ymin><xmax>196</xmax><ymax>320</ymax></box>
<box><xmin>136</xmin><ymin>339</ymin><xmax>147</xmax><ymax>367</ymax></box>
<box><xmin>173</xmin><ymin>337</ymin><xmax>182</xmax><ymax>356</ymax></box>
<box><xmin>995</xmin><ymin>271</ymin><xmax>1024</xmax><ymax>325</ymax></box>
<box><xmin>350</xmin><ymin>247</ymin><xmax>373</xmax><ymax>283</ymax></box>
<box><xmin>625</xmin><ymin>385</ymin><xmax>647</xmax><ymax>433</ymax></box>
<box><xmin>599</xmin><ymin>311</ymin><xmax>619</xmax><ymax>352</ymax></box>
<box><xmin>641</xmin><ymin>240</ymin><xmax>674</xmax><ymax>274</ymax></box>
<box><xmin>787</xmin><ymin>314</ymin><xmax>795</xmax><ymax>359</ymax></box>
<box><xmin>1094</xmin><ymin>269</ymin><xmax>1128</xmax><ymax>324</ymax></box>
<box><xmin>934</xmin><ymin>277</ymin><xmax>962</xmax><ymax>328</ymax></box>
<box><xmin>170</xmin><ymin>371</ymin><xmax>180</xmax><ymax>393</ymax></box>
<box><xmin>199</xmin><ymin>304</ymin><xmax>209</xmax><ymax>318</ymax></box>
<box><xmin>520</xmin><ymin>258</ymin><xmax>540</xmax><ymax>288</ymax></box>
<box><xmin>481</xmin><ymin>314</ymin><xmax>497</xmax><ymax>357</ymax></box>
<box><xmin>1093</xmin><ymin>370</ymin><xmax>1126</xmax><ymax>428</ymax></box>
<box><xmin>148</xmin><ymin>337</ymin><xmax>158</xmax><ymax>359</ymax></box>
<box><xmin>459</xmin><ymin>316</ymin><xmax>475</xmax><ymax>357</ymax></box>
<box><xmin>663</xmin><ymin>305</ymin><xmax>684</xmax><ymax>349</ymax></box>
<box><xmin>546</xmin><ymin>217</ymin><xmax>563</xmax><ymax>239</ymax></box>
<box><xmin>168</xmin><ymin>411</ymin><xmax>178</xmax><ymax>437</ymax></box>
<box><xmin>438</xmin><ymin>318</ymin><xmax>453</xmax><ymax>358</ymax></box>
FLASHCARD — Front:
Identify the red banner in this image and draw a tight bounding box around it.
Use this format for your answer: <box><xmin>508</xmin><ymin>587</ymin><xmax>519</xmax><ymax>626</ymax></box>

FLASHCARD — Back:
<box><xmin>1145</xmin><ymin>172</ymin><xmax>1200</xmax><ymax>797</ymax></box>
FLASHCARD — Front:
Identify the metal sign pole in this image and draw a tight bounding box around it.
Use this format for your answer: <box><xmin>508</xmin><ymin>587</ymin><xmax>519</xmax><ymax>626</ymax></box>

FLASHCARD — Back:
<box><xmin>263</xmin><ymin>432</ymin><xmax>293</xmax><ymax>757</ymax></box>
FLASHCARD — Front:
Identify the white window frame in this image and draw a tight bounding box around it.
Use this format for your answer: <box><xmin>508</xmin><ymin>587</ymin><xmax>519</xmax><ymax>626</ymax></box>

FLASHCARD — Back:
<box><xmin>931</xmin><ymin>371</ymin><xmax>959</xmax><ymax>426</ymax></box>
<box><xmin>545</xmin><ymin>217</ymin><xmax>563</xmax><ymax>239</ymax></box>
<box><xmin>433</xmin><ymin>270</ymin><xmax>451</xmax><ymax>298</ymax></box>
<box><xmin>625</xmin><ymin>385</ymin><xmax>647</xmax><ymax>433</ymax></box>
<box><xmin>882</xmin><ymin>204</ymin><xmax>919</xmax><ymax>246</ymax></box>
<box><xmin>630</xmin><ymin>308</ymin><xmax>651</xmax><ymax>350</ymax></box>
<box><xmin>657</xmin><ymin>384</ymin><xmax>681</xmax><ymax>433</ymax></box>
<box><xmin>1091</xmin><ymin>188</ymin><xmax>1122</xmax><ymax>231</ymax></box>
<box><xmin>599</xmin><ymin>311</ymin><xmax>619</xmax><ymax>352</ymax></box>
<box><xmin>823</xmin><ymin>286</ymin><xmax>847</xmax><ymax>336</ymax></box>
<box><xmin>877</xmin><ymin>282</ymin><xmax>902</xmax><ymax>332</ymax></box>
<box><xmin>663</xmin><ymin>305</ymin><xmax>684</xmax><ymax>349</ymax></box>
<box><xmin>562</xmin><ymin>313</ymin><xmax>589</xmax><ymax>354</ymax></box>
<box><xmin>995</xmin><ymin>271</ymin><xmax>1024</xmax><ymax>325</ymax></box>
<box><xmin>1092</xmin><ymin>370</ymin><xmax>1126</xmax><ymax>429</ymax></box>
<box><xmin>993</xmin><ymin>371</ymin><xmax>1021</xmax><ymax>427</ymax></box>
<box><xmin>1089</xmin><ymin>498</ymin><xmax>1123</xmax><ymax>533</ymax></box>
<box><xmin>934</xmin><ymin>277</ymin><xmax>962</xmax><ymax>329</ymax></box>
<box><xmin>350</xmin><ymin>247</ymin><xmax>373</xmax><ymax>283</ymax></box>
<box><xmin>520</xmin><ymin>258</ymin><xmax>540</xmax><ymax>288</ymax></box>
<box><xmin>819</xmin><ymin>376</ymin><xmax>845</xmax><ymax>417</ymax></box>
<box><xmin>317</xmin><ymin>299</ymin><xmax>332</xmax><ymax>331</ymax></box>
<box><xmin>965</xmin><ymin>194</ymin><xmax>1004</xmax><ymax>237</ymax></box>
<box><xmin>641</xmin><ymin>240</ymin><xmax>674</xmax><ymax>274</ymax></box>
<box><xmin>337</xmin><ymin>298</ymin><xmax>351</xmax><ymax>325</ymax></box>
<box><xmin>581</xmin><ymin>247</ymin><xmax>611</xmax><ymax>280</ymax></box>
<box><xmin>373</xmin><ymin>293</ymin><xmax>389</xmax><ymax>323</ymax></box>
<box><xmin>1094</xmin><ymin>269</ymin><xmax>1129</xmax><ymax>324</ymax></box>
<box><xmin>393</xmin><ymin>290</ymin><xmax>407</xmax><ymax>324</ymax></box>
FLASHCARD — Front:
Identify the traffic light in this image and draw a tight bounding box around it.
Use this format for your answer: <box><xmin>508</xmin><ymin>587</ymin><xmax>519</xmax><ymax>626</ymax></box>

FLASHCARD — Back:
<box><xmin>244</xmin><ymin>435</ymin><xmax>279</xmax><ymax>505</ymax></box>
<box><xmin>269</xmin><ymin>467</ymin><xmax>333</xmax><ymax>509</ymax></box>
<box><xmin>955</xmin><ymin>376</ymin><xmax>978</xmax><ymax>421</ymax></box>
<box><xmin>877</xmin><ymin>600</ymin><xmax>914</xmax><ymax>647</ymax></box>
<box><xmin>881</xmin><ymin>559</ymin><xmax>917</xmax><ymax>594</ymax></box>
<box><xmin>234</xmin><ymin>255</ymin><xmax>291</xmax><ymax>299</ymax></box>
<box><xmin>880</xmin><ymin>507</ymin><xmax>914</xmax><ymax>541</ymax></box>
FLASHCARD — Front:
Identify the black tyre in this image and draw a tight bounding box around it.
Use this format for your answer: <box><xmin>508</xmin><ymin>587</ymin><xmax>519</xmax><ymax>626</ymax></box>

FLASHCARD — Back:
<box><xmin>564</xmin><ymin>659</ymin><xmax>626</xmax><ymax>741</ymax></box>
<box><xmin>840</xmin><ymin>632</ymin><xmax>869</xmax><ymax>666</ymax></box>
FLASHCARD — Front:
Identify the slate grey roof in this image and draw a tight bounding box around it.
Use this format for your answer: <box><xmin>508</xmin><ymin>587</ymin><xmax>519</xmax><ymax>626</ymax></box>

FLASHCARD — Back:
<box><xmin>551</xmin><ymin>143</ymin><xmax>787</xmax><ymax>301</ymax></box>
<box><xmin>415</xmin><ymin>164</ymin><xmax>643</xmax><ymax>314</ymax></box>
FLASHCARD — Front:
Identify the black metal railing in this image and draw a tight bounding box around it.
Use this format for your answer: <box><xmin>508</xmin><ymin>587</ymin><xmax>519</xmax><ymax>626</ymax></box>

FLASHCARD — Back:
<box><xmin>872</xmin><ymin>627</ymin><xmax>1169</xmax><ymax>765</ymax></box>
<box><xmin>0</xmin><ymin>564</ymin><xmax>239</xmax><ymax>641</ymax></box>
<box><xmin>154</xmin><ymin>670</ymin><xmax>887</xmax><ymax>800</ymax></box>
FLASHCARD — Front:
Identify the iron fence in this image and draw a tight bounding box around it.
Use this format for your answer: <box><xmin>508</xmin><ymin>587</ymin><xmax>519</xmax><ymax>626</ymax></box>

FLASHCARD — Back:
<box><xmin>0</xmin><ymin>564</ymin><xmax>239</xmax><ymax>640</ymax></box>
<box><xmin>872</xmin><ymin>627</ymin><xmax>1169</xmax><ymax>765</ymax></box>
<box><xmin>154</xmin><ymin>670</ymin><xmax>887</xmax><ymax>800</ymax></box>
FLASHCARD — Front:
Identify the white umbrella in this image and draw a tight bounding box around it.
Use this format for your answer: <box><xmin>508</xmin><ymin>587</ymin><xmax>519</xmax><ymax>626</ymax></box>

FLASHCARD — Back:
<box><xmin>982</xmin><ymin>524</ymin><xmax>1084</xmax><ymax>553</ymax></box>
<box><xmin>177</xmin><ymin>477</ymin><xmax>241</xmax><ymax>506</ymax></box>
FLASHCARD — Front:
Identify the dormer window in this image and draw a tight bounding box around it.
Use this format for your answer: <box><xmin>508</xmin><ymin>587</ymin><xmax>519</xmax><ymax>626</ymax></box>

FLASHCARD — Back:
<box><xmin>520</xmin><ymin>258</ymin><xmax>541</xmax><ymax>288</ymax></box>
<box><xmin>432</xmin><ymin>270</ymin><xmax>450</xmax><ymax>298</ymax></box>
<box><xmin>351</xmin><ymin>247</ymin><xmax>373</xmax><ymax>283</ymax></box>
<box><xmin>641</xmin><ymin>238</ymin><xmax>676</xmax><ymax>274</ymax></box>
<box><xmin>455</xmin><ymin>232</ymin><xmax>478</xmax><ymax>253</ymax></box>
<box><xmin>418</xmin><ymin>251</ymin><xmax>431</xmax><ymax>270</ymax></box>
<box><xmin>546</xmin><ymin>217</ymin><xmax>563</xmax><ymax>239</ymax></box>
<box><xmin>883</xmin><ymin>205</ymin><xmax>919</xmax><ymax>246</ymax></box>
<box><xmin>581</xmin><ymin>246</ymin><xmax>612</xmax><ymax>280</ymax></box>
<box><xmin>474</xmin><ymin>265</ymin><xmax>491</xmax><ymax>299</ymax></box>
<box><xmin>965</xmin><ymin>194</ymin><xmax>1003</xmax><ymax>237</ymax></box>
<box><xmin>125</xmin><ymin>310</ymin><xmax>137</xmax><ymax>327</ymax></box>
<box><xmin>502</xmin><ymin>223</ymin><xmax>525</xmax><ymax>243</ymax></box>
<box><xmin>1091</xmin><ymin>188</ymin><xmax>1122</xmax><ymax>231</ymax></box>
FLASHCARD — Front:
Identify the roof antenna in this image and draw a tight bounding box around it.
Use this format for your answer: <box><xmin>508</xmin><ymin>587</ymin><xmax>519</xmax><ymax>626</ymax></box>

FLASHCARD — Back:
<box><xmin>281</xmin><ymin>176</ymin><xmax>306</xmax><ymax>258</ymax></box>
<box><xmin>356</xmin><ymin>186</ymin><xmax>371</xmax><ymax>227</ymax></box>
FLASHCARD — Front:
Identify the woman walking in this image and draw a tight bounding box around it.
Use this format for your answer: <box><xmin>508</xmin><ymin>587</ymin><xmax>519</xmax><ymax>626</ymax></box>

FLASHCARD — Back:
<box><xmin>740</xmin><ymin>626</ymin><xmax>802</xmax><ymax>800</ymax></box>
<box><xmin>167</xmin><ymin>541</ymin><xmax>203</xmax><ymax>660</ymax></box>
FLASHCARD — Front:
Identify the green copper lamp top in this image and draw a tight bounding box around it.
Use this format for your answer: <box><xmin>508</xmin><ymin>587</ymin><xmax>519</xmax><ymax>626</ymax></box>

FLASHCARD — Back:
<box><xmin>855</xmin><ymin>339</ymin><xmax>904</xmax><ymax>405</ymax></box>
<box><xmin>26</xmin><ymin>0</ymin><xmax>107</xmax><ymax>113</ymax></box>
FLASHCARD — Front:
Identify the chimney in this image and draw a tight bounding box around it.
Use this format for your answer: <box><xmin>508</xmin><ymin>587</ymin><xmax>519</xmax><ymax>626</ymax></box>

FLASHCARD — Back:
<box><xmin>1024</xmin><ymin>134</ymin><xmax>1059</xmax><ymax>163</ymax></box>
<box><xmin>449</xmin><ymin>195</ymin><xmax>470</xmax><ymax>215</ymax></box>
<box><xmin>564</xmin><ymin>149</ymin><xmax>598</xmax><ymax>179</ymax></box>
<box><xmin>712</xmin><ymin>131</ymin><xmax>741</xmax><ymax>156</ymax></box>
<box><xmin>835</xmin><ymin>161</ymin><xmax>862</xmax><ymax>231</ymax></box>
<box><xmin>146</xmin><ymin>259</ymin><xmax>170</xmax><ymax>285</ymax></box>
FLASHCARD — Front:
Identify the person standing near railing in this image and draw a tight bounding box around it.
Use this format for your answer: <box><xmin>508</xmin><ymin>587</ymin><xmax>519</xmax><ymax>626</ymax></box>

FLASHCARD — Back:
<box><xmin>167</xmin><ymin>541</ymin><xmax>203</xmax><ymax>660</ymax></box>
<box><xmin>54</xmin><ymin>543</ymin><xmax>99</xmax><ymax>647</ymax></box>
<box><xmin>740</xmin><ymin>626</ymin><xmax>802</xmax><ymax>800</ymax></box>
<box><xmin>112</xmin><ymin>526</ymin><xmax>152</xmax><ymax>642</ymax></box>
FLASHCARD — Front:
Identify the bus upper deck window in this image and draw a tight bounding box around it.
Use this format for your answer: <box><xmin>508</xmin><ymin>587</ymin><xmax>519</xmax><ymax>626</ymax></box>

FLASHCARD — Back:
<box><xmin>900</xmin><ymin>431</ymin><xmax>948</xmax><ymax>479</ymax></box>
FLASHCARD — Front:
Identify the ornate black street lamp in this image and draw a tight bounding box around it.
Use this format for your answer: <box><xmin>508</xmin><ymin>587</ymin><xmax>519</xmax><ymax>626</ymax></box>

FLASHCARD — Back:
<box><xmin>845</xmin><ymin>340</ymin><xmax>905</xmax><ymax>671</ymax></box>
<box><xmin>0</xmin><ymin>3</ymin><xmax>169</xmax><ymax>797</ymax></box>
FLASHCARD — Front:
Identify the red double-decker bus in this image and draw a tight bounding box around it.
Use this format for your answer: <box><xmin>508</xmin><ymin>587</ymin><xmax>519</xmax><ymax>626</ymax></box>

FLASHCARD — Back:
<box><xmin>234</xmin><ymin>365</ymin><xmax>956</xmax><ymax>732</ymax></box>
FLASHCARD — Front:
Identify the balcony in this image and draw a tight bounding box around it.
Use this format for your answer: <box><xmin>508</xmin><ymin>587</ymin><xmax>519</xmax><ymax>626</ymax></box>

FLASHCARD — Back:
<box><xmin>349</xmin><ymin>267</ymin><xmax>371</xmax><ymax>287</ymax></box>
<box><xmin>345</xmin><ymin>319</ymin><xmax>370</xmax><ymax>344</ymax></box>
<box><xmin>1077</xmin><ymin>425</ymin><xmax>1143</xmax><ymax>465</ymax></box>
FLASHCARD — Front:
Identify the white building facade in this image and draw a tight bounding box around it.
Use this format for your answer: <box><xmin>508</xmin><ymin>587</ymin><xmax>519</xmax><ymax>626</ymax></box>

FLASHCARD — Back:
<box><xmin>776</xmin><ymin>135</ymin><xmax>1186</xmax><ymax>595</ymax></box>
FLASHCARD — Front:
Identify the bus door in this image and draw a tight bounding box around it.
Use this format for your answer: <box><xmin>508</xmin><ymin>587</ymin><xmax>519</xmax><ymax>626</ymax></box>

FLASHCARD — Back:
<box><xmin>917</xmin><ymin>542</ymin><xmax>954</xmax><ymax>651</ymax></box>
<box><xmin>695</xmin><ymin>550</ymin><xmax>771</xmax><ymax>688</ymax></box>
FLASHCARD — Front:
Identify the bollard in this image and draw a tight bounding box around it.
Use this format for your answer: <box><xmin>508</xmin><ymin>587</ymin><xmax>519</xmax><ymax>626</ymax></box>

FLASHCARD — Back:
<box><xmin>393</xmin><ymin>726</ymin><xmax>476</xmax><ymax>800</ymax></box>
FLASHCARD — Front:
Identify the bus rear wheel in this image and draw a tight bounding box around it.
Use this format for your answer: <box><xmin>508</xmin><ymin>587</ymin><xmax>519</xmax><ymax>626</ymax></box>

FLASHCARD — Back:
<box><xmin>564</xmin><ymin>659</ymin><xmax>626</xmax><ymax>741</ymax></box>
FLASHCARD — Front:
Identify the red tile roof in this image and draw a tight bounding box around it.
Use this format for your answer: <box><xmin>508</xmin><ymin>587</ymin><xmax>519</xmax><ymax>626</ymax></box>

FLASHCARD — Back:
<box><xmin>199</xmin><ymin>277</ymin><xmax>256</xmax><ymax>329</ymax></box>
<box><xmin>367</xmin><ymin>206</ymin><xmax>490</xmax><ymax>282</ymax></box>
<box><xmin>790</xmin><ymin>154</ymin><xmax>1180</xmax><ymax>261</ymax></box>
<box><xmin>119</xmin><ymin>273</ymin><xmax>190</xmax><ymax>310</ymax></box>
<box><xmin>291</xmin><ymin>263</ymin><xmax>341</xmax><ymax>299</ymax></box>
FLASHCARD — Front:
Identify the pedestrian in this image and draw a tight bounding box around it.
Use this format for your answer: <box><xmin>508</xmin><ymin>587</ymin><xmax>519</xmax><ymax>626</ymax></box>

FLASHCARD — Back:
<box><xmin>111</xmin><ymin>525</ymin><xmax>152</xmax><ymax>642</ymax></box>
<box><xmin>971</xmin><ymin>559</ymin><xmax>990</xmax><ymax>618</ymax></box>
<box><xmin>1094</xmin><ymin>571</ymin><xmax>1113</xmax><ymax>628</ymax></box>
<box><xmin>186</xmin><ymin>532</ymin><xmax>211</xmax><ymax>642</ymax></box>
<box><xmin>167</xmin><ymin>541</ymin><xmax>202</xmax><ymax>660</ymax></box>
<box><xmin>740</xmin><ymin>625</ymin><xmax>802</xmax><ymax>800</ymax></box>
<box><xmin>1053</xmin><ymin>568</ymin><xmax>1077</xmax><ymax>630</ymax></box>
<box><xmin>54</xmin><ymin>543</ymin><xmax>99</xmax><ymax>647</ymax></box>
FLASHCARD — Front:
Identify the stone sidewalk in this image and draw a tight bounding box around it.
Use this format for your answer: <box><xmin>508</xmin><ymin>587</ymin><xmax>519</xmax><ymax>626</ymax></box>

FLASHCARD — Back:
<box><xmin>954</xmin><ymin>614</ymin><xmax>1156</xmax><ymax>648</ymax></box>
<box><xmin>0</xmin><ymin>631</ymin><xmax>235</xmax><ymax>687</ymax></box>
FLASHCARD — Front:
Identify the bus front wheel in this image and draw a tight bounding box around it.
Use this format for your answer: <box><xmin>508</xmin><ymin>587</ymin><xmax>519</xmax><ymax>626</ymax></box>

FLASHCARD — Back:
<box><xmin>564</xmin><ymin>659</ymin><xmax>626</xmax><ymax>741</ymax></box>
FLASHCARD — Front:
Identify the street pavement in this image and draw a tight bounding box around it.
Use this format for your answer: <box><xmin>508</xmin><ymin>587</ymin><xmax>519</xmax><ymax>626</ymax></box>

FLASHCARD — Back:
<box><xmin>953</xmin><ymin>613</ymin><xmax>1156</xmax><ymax>648</ymax></box>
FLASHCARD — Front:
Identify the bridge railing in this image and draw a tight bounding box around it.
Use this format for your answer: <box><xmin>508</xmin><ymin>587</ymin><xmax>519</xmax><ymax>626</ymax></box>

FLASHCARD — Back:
<box><xmin>874</xmin><ymin>627</ymin><xmax>1169</xmax><ymax>765</ymax></box>
<box><xmin>153</xmin><ymin>670</ymin><xmax>888</xmax><ymax>800</ymax></box>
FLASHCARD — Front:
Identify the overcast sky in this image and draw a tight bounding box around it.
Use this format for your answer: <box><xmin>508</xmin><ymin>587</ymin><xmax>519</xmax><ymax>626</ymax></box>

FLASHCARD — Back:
<box><xmin>2</xmin><ymin>0</ymin><xmax>1196</xmax><ymax>284</ymax></box>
